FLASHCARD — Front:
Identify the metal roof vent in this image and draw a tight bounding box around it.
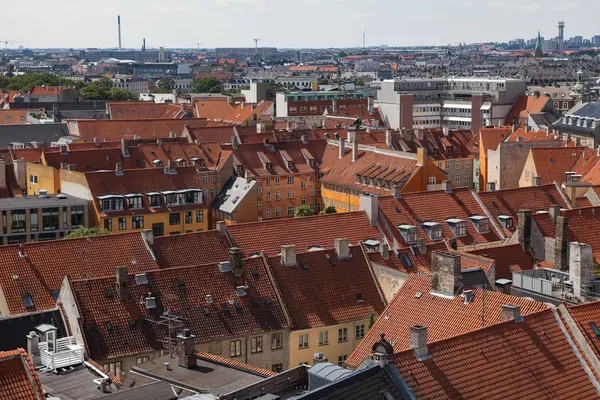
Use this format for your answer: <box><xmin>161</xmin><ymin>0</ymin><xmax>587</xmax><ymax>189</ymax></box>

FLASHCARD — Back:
<box><xmin>56</xmin><ymin>194</ymin><xmax>67</xmax><ymax>199</ymax></box>
<box><xmin>135</xmin><ymin>273</ymin><xmax>149</xmax><ymax>285</ymax></box>
<box><xmin>145</xmin><ymin>294</ymin><xmax>157</xmax><ymax>309</ymax></box>
<box><xmin>205</xmin><ymin>294</ymin><xmax>213</xmax><ymax>304</ymax></box>
<box><xmin>38</xmin><ymin>189</ymin><xmax>49</xmax><ymax>198</ymax></box>
<box><xmin>236</xmin><ymin>286</ymin><xmax>248</xmax><ymax>297</ymax></box>
<box><xmin>461</xmin><ymin>290</ymin><xmax>474</xmax><ymax>304</ymax></box>
<box><xmin>218</xmin><ymin>261</ymin><xmax>232</xmax><ymax>273</ymax></box>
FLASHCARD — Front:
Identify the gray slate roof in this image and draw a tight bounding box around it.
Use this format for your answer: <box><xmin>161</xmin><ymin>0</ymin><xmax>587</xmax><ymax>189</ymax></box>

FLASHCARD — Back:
<box><xmin>212</xmin><ymin>176</ymin><xmax>257</xmax><ymax>214</ymax></box>
<box><xmin>0</xmin><ymin>123</ymin><xmax>69</xmax><ymax>148</ymax></box>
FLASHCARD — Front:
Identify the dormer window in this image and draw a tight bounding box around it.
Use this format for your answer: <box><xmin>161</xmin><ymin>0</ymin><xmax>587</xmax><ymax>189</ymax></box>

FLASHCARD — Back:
<box><xmin>446</xmin><ymin>218</ymin><xmax>467</xmax><ymax>237</ymax></box>
<box><xmin>98</xmin><ymin>195</ymin><xmax>125</xmax><ymax>212</ymax></box>
<box><xmin>398</xmin><ymin>225</ymin><xmax>418</xmax><ymax>244</ymax></box>
<box><xmin>265</xmin><ymin>162</ymin><xmax>272</xmax><ymax>170</ymax></box>
<box><xmin>288</xmin><ymin>161</ymin><xmax>294</xmax><ymax>169</ymax></box>
<box><xmin>180</xmin><ymin>189</ymin><xmax>203</xmax><ymax>204</ymax></box>
<box><xmin>422</xmin><ymin>222</ymin><xmax>443</xmax><ymax>241</ymax></box>
<box><xmin>152</xmin><ymin>159</ymin><xmax>163</xmax><ymax>168</ymax></box>
<box><xmin>498</xmin><ymin>215</ymin><xmax>514</xmax><ymax>229</ymax></box>
<box><xmin>147</xmin><ymin>192</ymin><xmax>162</xmax><ymax>208</ymax></box>
<box><xmin>363</xmin><ymin>239</ymin><xmax>381</xmax><ymax>252</ymax></box>
<box><xmin>236</xmin><ymin>165</ymin><xmax>243</xmax><ymax>173</ymax></box>
<box><xmin>469</xmin><ymin>215</ymin><xmax>490</xmax><ymax>234</ymax></box>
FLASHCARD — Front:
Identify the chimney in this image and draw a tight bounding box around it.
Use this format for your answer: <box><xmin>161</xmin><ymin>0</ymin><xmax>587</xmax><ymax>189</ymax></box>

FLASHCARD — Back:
<box><xmin>334</xmin><ymin>238</ymin><xmax>350</xmax><ymax>260</ymax></box>
<box><xmin>229</xmin><ymin>247</ymin><xmax>244</xmax><ymax>277</ymax></box>
<box><xmin>549</xmin><ymin>204</ymin><xmax>561</xmax><ymax>223</ymax></box>
<box><xmin>385</xmin><ymin>129</ymin><xmax>392</xmax><ymax>148</ymax></box>
<box><xmin>379</xmin><ymin>242</ymin><xmax>390</xmax><ymax>260</ymax></box>
<box><xmin>569</xmin><ymin>242</ymin><xmax>594</xmax><ymax>300</ymax></box>
<box><xmin>332</xmin><ymin>99</ymin><xmax>338</xmax><ymax>114</ymax></box>
<box><xmin>417</xmin><ymin>238</ymin><xmax>427</xmax><ymax>255</ymax></box>
<box><xmin>216</xmin><ymin>221</ymin><xmax>227</xmax><ymax>236</ymax></box>
<box><xmin>13</xmin><ymin>159</ymin><xmax>26</xmax><ymax>189</ymax></box>
<box><xmin>167</xmin><ymin>160</ymin><xmax>176</xmax><ymax>174</ymax></box>
<box><xmin>301</xmin><ymin>134</ymin><xmax>308</xmax><ymax>144</ymax></box>
<box><xmin>409</xmin><ymin>326</ymin><xmax>429</xmax><ymax>361</ymax></box>
<box><xmin>442</xmin><ymin>180</ymin><xmax>452</xmax><ymax>193</ymax></box>
<box><xmin>169</xmin><ymin>131</ymin><xmax>176</xmax><ymax>138</ymax></box>
<box><xmin>416</xmin><ymin>148</ymin><xmax>427</xmax><ymax>166</ymax></box>
<box><xmin>177</xmin><ymin>329</ymin><xmax>197</xmax><ymax>369</ymax></box>
<box><xmin>517</xmin><ymin>210</ymin><xmax>532</xmax><ymax>252</ymax></box>
<box><xmin>281</xmin><ymin>245</ymin><xmax>297</xmax><ymax>266</ymax></box>
<box><xmin>351</xmin><ymin>140</ymin><xmax>358</xmax><ymax>163</ymax></box>
<box><xmin>256</xmin><ymin>122</ymin><xmax>265</xmax><ymax>133</ymax></box>
<box><xmin>0</xmin><ymin>159</ymin><xmax>6</xmax><ymax>189</ymax></box>
<box><xmin>338</xmin><ymin>137</ymin><xmax>345</xmax><ymax>159</ymax></box>
<box><xmin>431</xmin><ymin>251</ymin><xmax>462</xmax><ymax>295</ymax></box>
<box><xmin>554</xmin><ymin>216</ymin><xmax>569</xmax><ymax>271</ymax></box>
<box><xmin>231</xmin><ymin>135</ymin><xmax>239</xmax><ymax>150</ymax></box>
<box><xmin>415</xmin><ymin>128</ymin><xmax>424</xmax><ymax>141</ymax></box>
<box><xmin>141</xmin><ymin>229</ymin><xmax>154</xmax><ymax>245</ymax></box>
<box><xmin>486</xmin><ymin>182</ymin><xmax>496</xmax><ymax>192</ymax></box>
<box><xmin>115</xmin><ymin>162</ymin><xmax>123</xmax><ymax>176</ymax></box>
<box><xmin>115</xmin><ymin>266</ymin><xmax>128</xmax><ymax>302</ymax></box>
<box><xmin>443</xmin><ymin>126</ymin><xmax>449</xmax><ymax>136</ymax></box>
<box><xmin>347</xmin><ymin>129</ymin><xmax>356</xmax><ymax>143</ymax></box>
<box><xmin>94</xmin><ymin>137</ymin><xmax>100</xmax><ymax>145</ymax></box>
<box><xmin>121</xmin><ymin>139</ymin><xmax>129</xmax><ymax>157</ymax></box>
<box><xmin>133</xmin><ymin>134</ymin><xmax>141</xmax><ymax>140</ymax></box>
<box><xmin>367</xmin><ymin>96</ymin><xmax>374</xmax><ymax>114</ymax></box>
<box><xmin>286</xmin><ymin>120</ymin><xmax>294</xmax><ymax>132</ymax></box>
<box><xmin>532</xmin><ymin>176</ymin><xmax>542</xmax><ymax>187</ymax></box>
<box><xmin>26</xmin><ymin>331</ymin><xmax>41</xmax><ymax>368</ymax></box>
<box><xmin>391</xmin><ymin>185</ymin><xmax>401</xmax><ymax>199</ymax></box>
<box><xmin>359</xmin><ymin>194</ymin><xmax>379</xmax><ymax>226</ymax></box>
<box><xmin>501</xmin><ymin>305</ymin><xmax>523</xmax><ymax>322</ymax></box>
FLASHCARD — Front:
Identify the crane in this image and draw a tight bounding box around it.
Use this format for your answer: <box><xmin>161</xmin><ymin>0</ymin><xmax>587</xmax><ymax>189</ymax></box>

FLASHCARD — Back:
<box><xmin>253</xmin><ymin>38</ymin><xmax>260</xmax><ymax>55</ymax></box>
<box><xmin>194</xmin><ymin>42</ymin><xmax>202</xmax><ymax>52</ymax></box>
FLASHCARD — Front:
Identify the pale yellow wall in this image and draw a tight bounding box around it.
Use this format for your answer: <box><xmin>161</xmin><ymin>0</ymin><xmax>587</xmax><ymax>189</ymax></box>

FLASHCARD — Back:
<box><xmin>518</xmin><ymin>151</ymin><xmax>537</xmax><ymax>187</ymax></box>
<box><xmin>98</xmin><ymin>208</ymin><xmax>209</xmax><ymax>236</ymax></box>
<box><xmin>26</xmin><ymin>163</ymin><xmax>59</xmax><ymax>195</ymax></box>
<box><xmin>288</xmin><ymin>318</ymin><xmax>371</xmax><ymax>369</ymax></box>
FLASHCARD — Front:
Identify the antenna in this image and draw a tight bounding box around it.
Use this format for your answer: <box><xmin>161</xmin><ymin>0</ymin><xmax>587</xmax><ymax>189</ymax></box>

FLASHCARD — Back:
<box><xmin>117</xmin><ymin>15</ymin><xmax>122</xmax><ymax>50</ymax></box>
<box><xmin>194</xmin><ymin>42</ymin><xmax>202</xmax><ymax>54</ymax></box>
<box><xmin>253</xmin><ymin>38</ymin><xmax>260</xmax><ymax>55</ymax></box>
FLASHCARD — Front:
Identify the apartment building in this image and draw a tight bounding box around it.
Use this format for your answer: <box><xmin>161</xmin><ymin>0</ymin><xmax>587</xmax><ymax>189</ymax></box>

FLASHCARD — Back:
<box><xmin>275</xmin><ymin>91</ymin><xmax>371</xmax><ymax>122</ymax></box>
<box><xmin>377</xmin><ymin>77</ymin><xmax>526</xmax><ymax>131</ymax></box>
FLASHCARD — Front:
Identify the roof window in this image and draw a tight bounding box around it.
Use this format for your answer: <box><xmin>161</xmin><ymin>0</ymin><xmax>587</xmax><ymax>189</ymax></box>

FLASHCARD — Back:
<box><xmin>422</xmin><ymin>222</ymin><xmax>443</xmax><ymax>241</ymax></box>
<box><xmin>446</xmin><ymin>218</ymin><xmax>467</xmax><ymax>237</ymax></box>
<box><xmin>398</xmin><ymin>225</ymin><xmax>418</xmax><ymax>244</ymax></box>
<box><xmin>469</xmin><ymin>215</ymin><xmax>490</xmax><ymax>234</ymax></box>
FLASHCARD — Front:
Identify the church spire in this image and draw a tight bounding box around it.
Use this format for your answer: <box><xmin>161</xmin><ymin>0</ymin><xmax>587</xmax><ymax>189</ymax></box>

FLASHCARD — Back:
<box><xmin>535</xmin><ymin>31</ymin><xmax>544</xmax><ymax>58</ymax></box>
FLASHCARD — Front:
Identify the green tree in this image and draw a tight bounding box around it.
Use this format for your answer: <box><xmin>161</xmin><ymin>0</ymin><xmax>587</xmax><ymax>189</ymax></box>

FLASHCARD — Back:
<box><xmin>0</xmin><ymin>73</ymin><xmax>76</xmax><ymax>91</ymax></box>
<box><xmin>193</xmin><ymin>77</ymin><xmax>222</xmax><ymax>93</ymax></box>
<box><xmin>80</xmin><ymin>78</ymin><xmax>137</xmax><ymax>101</ymax></box>
<box><xmin>295</xmin><ymin>205</ymin><xmax>313</xmax><ymax>217</ymax></box>
<box><xmin>355</xmin><ymin>79</ymin><xmax>365</xmax><ymax>87</ymax></box>
<box><xmin>108</xmin><ymin>89</ymin><xmax>137</xmax><ymax>101</ymax></box>
<box><xmin>368</xmin><ymin>312</ymin><xmax>376</xmax><ymax>329</ymax></box>
<box><xmin>157</xmin><ymin>76</ymin><xmax>175</xmax><ymax>91</ymax></box>
<box><xmin>320</xmin><ymin>206</ymin><xmax>337</xmax><ymax>215</ymax></box>
<box><xmin>67</xmin><ymin>227</ymin><xmax>110</xmax><ymax>238</ymax></box>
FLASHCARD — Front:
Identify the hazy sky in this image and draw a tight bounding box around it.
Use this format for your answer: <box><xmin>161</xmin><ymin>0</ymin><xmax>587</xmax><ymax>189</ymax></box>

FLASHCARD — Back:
<box><xmin>2</xmin><ymin>0</ymin><xmax>599</xmax><ymax>49</ymax></box>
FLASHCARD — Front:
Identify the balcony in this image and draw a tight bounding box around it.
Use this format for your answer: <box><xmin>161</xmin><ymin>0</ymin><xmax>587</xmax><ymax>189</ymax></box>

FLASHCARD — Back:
<box><xmin>34</xmin><ymin>324</ymin><xmax>84</xmax><ymax>371</ymax></box>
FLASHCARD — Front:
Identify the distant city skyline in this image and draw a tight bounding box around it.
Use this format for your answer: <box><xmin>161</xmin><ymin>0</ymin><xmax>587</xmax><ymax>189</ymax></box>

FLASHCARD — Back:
<box><xmin>2</xmin><ymin>0</ymin><xmax>599</xmax><ymax>49</ymax></box>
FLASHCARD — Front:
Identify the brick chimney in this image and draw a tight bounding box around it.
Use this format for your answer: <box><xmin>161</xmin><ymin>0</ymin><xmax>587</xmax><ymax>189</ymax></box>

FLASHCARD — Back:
<box><xmin>177</xmin><ymin>329</ymin><xmax>197</xmax><ymax>368</ymax></box>
<box><xmin>167</xmin><ymin>160</ymin><xmax>177</xmax><ymax>174</ymax></box>
<box><xmin>569</xmin><ymin>242</ymin><xmax>594</xmax><ymax>300</ymax></box>
<box><xmin>431</xmin><ymin>251</ymin><xmax>462</xmax><ymax>295</ymax></box>
<box><xmin>229</xmin><ymin>247</ymin><xmax>244</xmax><ymax>277</ymax></box>
<box><xmin>216</xmin><ymin>221</ymin><xmax>226</xmax><ymax>237</ymax></box>
<box><xmin>334</xmin><ymin>238</ymin><xmax>350</xmax><ymax>260</ymax></box>
<box><xmin>379</xmin><ymin>242</ymin><xmax>390</xmax><ymax>260</ymax></box>
<box><xmin>549</xmin><ymin>204</ymin><xmax>561</xmax><ymax>223</ymax></box>
<box><xmin>417</xmin><ymin>238</ymin><xmax>427</xmax><ymax>255</ymax></box>
<box><xmin>517</xmin><ymin>210</ymin><xmax>532</xmax><ymax>252</ymax></box>
<box><xmin>442</xmin><ymin>180</ymin><xmax>452</xmax><ymax>193</ymax></box>
<box><xmin>501</xmin><ymin>305</ymin><xmax>522</xmax><ymax>322</ymax></box>
<box><xmin>554</xmin><ymin>216</ymin><xmax>569</xmax><ymax>271</ymax></box>
<box><xmin>338</xmin><ymin>137</ymin><xmax>345</xmax><ymax>159</ymax></box>
<box><xmin>115</xmin><ymin>266</ymin><xmax>128</xmax><ymax>302</ymax></box>
<box><xmin>281</xmin><ymin>245</ymin><xmax>297</xmax><ymax>266</ymax></box>
<box><xmin>409</xmin><ymin>326</ymin><xmax>429</xmax><ymax>361</ymax></box>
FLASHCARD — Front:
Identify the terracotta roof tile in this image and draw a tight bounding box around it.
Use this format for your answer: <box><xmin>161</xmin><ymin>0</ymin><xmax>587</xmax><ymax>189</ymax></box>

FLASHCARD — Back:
<box><xmin>347</xmin><ymin>274</ymin><xmax>548</xmax><ymax>368</ymax></box>
<box><xmin>563</xmin><ymin>301</ymin><xmax>600</xmax><ymax>365</ymax></box>
<box><xmin>0</xmin><ymin>348</ymin><xmax>44</xmax><ymax>400</ymax></box>
<box><xmin>504</xmin><ymin>95</ymin><xmax>552</xmax><ymax>127</ymax></box>
<box><xmin>68</xmin><ymin>119</ymin><xmax>208</xmax><ymax>142</ymax></box>
<box><xmin>107</xmin><ymin>102</ymin><xmax>188</xmax><ymax>120</ymax></box>
<box><xmin>29</xmin><ymin>85</ymin><xmax>71</xmax><ymax>95</ymax></box>
<box><xmin>0</xmin><ymin>232</ymin><xmax>159</xmax><ymax>315</ymax></box>
<box><xmin>196</xmin><ymin>352</ymin><xmax>276</xmax><ymax>377</ymax></box>
<box><xmin>43</xmin><ymin>147</ymin><xmax>144</xmax><ymax>171</ymax></box>
<box><xmin>152</xmin><ymin>230</ymin><xmax>230</xmax><ymax>268</ymax></box>
<box><xmin>530</xmin><ymin>147</ymin><xmax>586</xmax><ymax>185</ymax></box>
<box><xmin>391</xmin><ymin>308</ymin><xmax>598</xmax><ymax>400</ymax></box>
<box><xmin>267</xmin><ymin>246</ymin><xmax>386</xmax><ymax>329</ymax></box>
<box><xmin>469</xmin><ymin>244</ymin><xmax>536</xmax><ymax>279</ymax></box>
<box><xmin>70</xmin><ymin>259</ymin><xmax>290</xmax><ymax>360</ymax></box>
<box><xmin>226</xmin><ymin>211</ymin><xmax>382</xmax><ymax>257</ymax></box>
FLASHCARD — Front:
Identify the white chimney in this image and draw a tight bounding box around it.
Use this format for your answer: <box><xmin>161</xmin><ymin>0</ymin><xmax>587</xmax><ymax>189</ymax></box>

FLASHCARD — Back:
<box><xmin>281</xmin><ymin>245</ymin><xmax>297</xmax><ymax>266</ymax></box>
<box><xmin>338</xmin><ymin>137</ymin><xmax>346</xmax><ymax>159</ymax></box>
<box><xmin>409</xmin><ymin>326</ymin><xmax>429</xmax><ymax>361</ymax></box>
<box><xmin>501</xmin><ymin>305</ymin><xmax>522</xmax><ymax>322</ymax></box>
<box><xmin>351</xmin><ymin>140</ymin><xmax>358</xmax><ymax>163</ymax></box>
<box><xmin>334</xmin><ymin>238</ymin><xmax>350</xmax><ymax>260</ymax></box>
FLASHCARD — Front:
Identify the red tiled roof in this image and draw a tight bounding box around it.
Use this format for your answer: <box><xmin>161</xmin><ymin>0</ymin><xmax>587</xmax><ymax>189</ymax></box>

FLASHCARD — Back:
<box><xmin>69</xmin><ymin>259</ymin><xmax>291</xmax><ymax>360</ymax></box>
<box><xmin>347</xmin><ymin>274</ymin><xmax>548</xmax><ymax>368</ymax></box>
<box><xmin>469</xmin><ymin>244</ymin><xmax>536</xmax><ymax>279</ymax></box>
<box><xmin>504</xmin><ymin>95</ymin><xmax>552</xmax><ymax>127</ymax></box>
<box><xmin>137</xmin><ymin>142</ymin><xmax>231</xmax><ymax>170</ymax></box>
<box><xmin>227</xmin><ymin>211</ymin><xmax>382</xmax><ymax>257</ymax></box>
<box><xmin>107</xmin><ymin>102</ymin><xmax>188</xmax><ymax>120</ymax></box>
<box><xmin>196</xmin><ymin>352</ymin><xmax>276</xmax><ymax>377</ymax></box>
<box><xmin>366</xmin><ymin>242</ymin><xmax>448</xmax><ymax>274</ymax></box>
<box><xmin>563</xmin><ymin>301</ymin><xmax>600</xmax><ymax>365</ymax></box>
<box><xmin>0</xmin><ymin>110</ymin><xmax>30</xmax><ymax>125</ymax></box>
<box><xmin>223</xmin><ymin>101</ymin><xmax>273</xmax><ymax>125</ymax></box>
<box><xmin>0</xmin><ymin>348</ymin><xmax>44</xmax><ymax>400</ymax></box>
<box><xmin>529</xmin><ymin>147</ymin><xmax>585</xmax><ymax>185</ymax></box>
<box><xmin>194</xmin><ymin>98</ymin><xmax>236</xmax><ymax>121</ymax></box>
<box><xmin>68</xmin><ymin>119</ymin><xmax>209</xmax><ymax>142</ymax></box>
<box><xmin>29</xmin><ymin>85</ymin><xmax>71</xmax><ymax>95</ymax></box>
<box><xmin>378</xmin><ymin>188</ymin><xmax>502</xmax><ymax>248</ymax></box>
<box><xmin>152</xmin><ymin>230</ymin><xmax>230</xmax><ymax>268</ymax></box>
<box><xmin>506</xmin><ymin>127</ymin><xmax>566</xmax><ymax>143</ymax></box>
<box><xmin>391</xmin><ymin>308</ymin><xmax>598</xmax><ymax>400</ymax></box>
<box><xmin>479</xmin><ymin>126</ymin><xmax>512</xmax><ymax>152</ymax></box>
<box><xmin>11</xmin><ymin>148</ymin><xmax>45</xmax><ymax>163</ymax></box>
<box><xmin>0</xmin><ymin>232</ymin><xmax>159</xmax><ymax>315</ymax></box>
<box><xmin>43</xmin><ymin>147</ymin><xmax>144</xmax><ymax>171</ymax></box>
<box><xmin>266</xmin><ymin>246</ymin><xmax>385</xmax><ymax>329</ymax></box>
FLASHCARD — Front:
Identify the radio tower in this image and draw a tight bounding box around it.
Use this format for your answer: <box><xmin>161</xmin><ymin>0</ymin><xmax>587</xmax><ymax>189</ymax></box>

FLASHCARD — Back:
<box><xmin>558</xmin><ymin>21</ymin><xmax>565</xmax><ymax>53</ymax></box>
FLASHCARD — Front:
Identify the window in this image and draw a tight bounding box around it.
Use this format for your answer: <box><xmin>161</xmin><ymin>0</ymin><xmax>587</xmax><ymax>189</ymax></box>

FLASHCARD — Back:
<box><xmin>287</xmin><ymin>175</ymin><xmax>294</xmax><ymax>184</ymax></box>
<box><xmin>257</xmin><ymin>186</ymin><xmax>263</xmax><ymax>195</ymax></box>
<box><xmin>230</xmin><ymin>340</ymin><xmax>242</xmax><ymax>357</ymax></box>
<box><xmin>266</xmin><ymin>192</ymin><xmax>271</xmax><ymax>201</ymax></box>
<box><xmin>210</xmin><ymin>173</ymin><xmax>216</xmax><ymax>182</ymax></box>
<box><xmin>136</xmin><ymin>356</ymin><xmax>150</xmax><ymax>364</ymax></box>
<box><xmin>101</xmin><ymin>198</ymin><xmax>124</xmax><ymax>212</ymax></box>
<box><xmin>132</xmin><ymin>216</ymin><xmax>144</xmax><ymax>229</ymax></box>
<box><xmin>152</xmin><ymin>222</ymin><xmax>164</xmax><ymax>237</ymax></box>
<box><xmin>338</xmin><ymin>328</ymin><xmax>348</xmax><ymax>343</ymax></box>
<box><xmin>286</xmin><ymin>206</ymin><xmax>294</xmax><ymax>216</ymax></box>
<box><xmin>275</xmin><ymin>176</ymin><xmax>281</xmax><ymax>185</ymax></box>
<box><xmin>210</xmin><ymin>188</ymin><xmax>216</xmax><ymax>198</ymax></box>
<box><xmin>275</xmin><ymin>191</ymin><xmax>281</xmax><ymax>200</ymax></box>
<box><xmin>275</xmin><ymin>208</ymin><xmax>281</xmax><ymax>217</ymax></box>
<box><xmin>257</xmin><ymin>201</ymin><xmax>262</xmax><ymax>211</ymax></box>
<box><xmin>251</xmin><ymin>336</ymin><xmax>263</xmax><ymax>353</ymax></box>
<box><xmin>525</xmin><ymin>170</ymin><xmax>530</xmax><ymax>179</ymax></box>
<box><xmin>271</xmin><ymin>363</ymin><xmax>283</xmax><ymax>373</ymax></box>
<box><xmin>70</xmin><ymin>206</ymin><xmax>84</xmax><ymax>229</ymax></box>
<box><xmin>465</xmin><ymin>160</ymin><xmax>470</xmax><ymax>168</ymax></box>
<box><xmin>118</xmin><ymin>217</ymin><xmax>127</xmax><ymax>230</ymax></box>
<box><xmin>271</xmin><ymin>332</ymin><xmax>283</xmax><ymax>350</ymax></box>
<box><xmin>455</xmin><ymin>174</ymin><xmax>460</xmax><ymax>183</ymax></box>
<box><xmin>319</xmin><ymin>331</ymin><xmax>329</xmax><ymax>346</ymax></box>
<box><xmin>287</xmin><ymin>190</ymin><xmax>295</xmax><ymax>198</ymax></box>
<box><xmin>169</xmin><ymin>213</ymin><xmax>181</xmax><ymax>225</ymax></box>
<box><xmin>29</xmin><ymin>174</ymin><xmax>38</xmax><ymax>184</ymax></box>
<box><xmin>464</xmin><ymin>173</ymin><xmax>470</xmax><ymax>182</ymax></box>
<box><xmin>103</xmin><ymin>362</ymin><xmax>122</xmax><ymax>375</ymax></box>
<box><xmin>266</xmin><ymin>177</ymin><xmax>271</xmax><ymax>186</ymax></box>
<box><xmin>30</xmin><ymin>211</ymin><xmax>38</xmax><ymax>232</ymax></box>
<box><xmin>202</xmin><ymin>174</ymin><xmax>208</xmax><ymax>184</ymax></box>
<box><xmin>445</xmin><ymin>161</ymin><xmax>450</xmax><ymax>170</ymax></box>
<box><xmin>104</xmin><ymin>218</ymin><xmax>112</xmax><ymax>231</ymax></box>
<box><xmin>299</xmin><ymin>106</ymin><xmax>307</xmax><ymax>113</ymax></box>
<box><xmin>299</xmin><ymin>334</ymin><xmax>309</xmax><ymax>349</ymax></box>
<box><xmin>149</xmin><ymin>195</ymin><xmax>161</xmax><ymax>208</ymax></box>
<box><xmin>355</xmin><ymin>324</ymin><xmax>365</xmax><ymax>339</ymax></box>
<box><xmin>338</xmin><ymin>355</ymin><xmax>347</xmax><ymax>366</ymax></box>
<box><xmin>11</xmin><ymin>210</ymin><xmax>26</xmax><ymax>233</ymax></box>
<box><xmin>42</xmin><ymin>208</ymin><xmax>59</xmax><ymax>231</ymax></box>
<box><xmin>196</xmin><ymin>210</ymin><xmax>204</xmax><ymax>223</ymax></box>
<box><xmin>128</xmin><ymin>196</ymin><xmax>143</xmax><ymax>209</ymax></box>
<box><xmin>428</xmin><ymin>177</ymin><xmax>436</xmax><ymax>185</ymax></box>
<box><xmin>300</xmin><ymin>181</ymin><xmax>306</xmax><ymax>190</ymax></box>
<box><xmin>185</xmin><ymin>211</ymin><xmax>193</xmax><ymax>224</ymax></box>
<box><xmin>301</xmin><ymin>196</ymin><xmax>306</xmax><ymax>205</ymax></box>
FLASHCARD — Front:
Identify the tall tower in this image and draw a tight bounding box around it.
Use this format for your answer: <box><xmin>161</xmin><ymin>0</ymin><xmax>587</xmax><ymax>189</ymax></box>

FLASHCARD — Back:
<box><xmin>118</xmin><ymin>15</ymin><xmax>122</xmax><ymax>50</ymax></box>
<box><xmin>558</xmin><ymin>21</ymin><xmax>565</xmax><ymax>53</ymax></box>
<box><xmin>534</xmin><ymin>31</ymin><xmax>544</xmax><ymax>58</ymax></box>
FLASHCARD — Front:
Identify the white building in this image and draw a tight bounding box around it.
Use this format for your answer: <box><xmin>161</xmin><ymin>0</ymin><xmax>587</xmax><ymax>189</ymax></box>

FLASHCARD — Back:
<box><xmin>111</xmin><ymin>78</ymin><xmax>149</xmax><ymax>95</ymax></box>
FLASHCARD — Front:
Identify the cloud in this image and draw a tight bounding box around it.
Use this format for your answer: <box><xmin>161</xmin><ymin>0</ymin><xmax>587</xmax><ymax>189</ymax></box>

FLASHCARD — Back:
<box><xmin>552</xmin><ymin>1</ymin><xmax>577</xmax><ymax>12</ymax></box>
<box><xmin>148</xmin><ymin>3</ymin><xmax>185</xmax><ymax>12</ymax></box>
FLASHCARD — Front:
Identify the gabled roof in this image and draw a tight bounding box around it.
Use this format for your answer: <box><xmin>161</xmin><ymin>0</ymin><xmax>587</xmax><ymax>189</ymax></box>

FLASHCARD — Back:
<box><xmin>504</xmin><ymin>95</ymin><xmax>553</xmax><ymax>127</ymax></box>
<box><xmin>223</xmin><ymin>101</ymin><xmax>273</xmax><ymax>125</ymax></box>
<box><xmin>137</xmin><ymin>142</ymin><xmax>232</xmax><ymax>170</ymax></box>
<box><xmin>196</xmin><ymin>351</ymin><xmax>277</xmax><ymax>377</ymax></box>
<box><xmin>469</xmin><ymin>244</ymin><xmax>536</xmax><ymax>279</ymax></box>
<box><xmin>479</xmin><ymin>126</ymin><xmax>512</xmax><ymax>152</ymax></box>
<box><xmin>346</xmin><ymin>274</ymin><xmax>547</xmax><ymax>368</ymax></box>
<box><xmin>378</xmin><ymin>189</ymin><xmax>502</xmax><ymax>248</ymax></box>
<box><xmin>266</xmin><ymin>246</ymin><xmax>386</xmax><ymax>329</ymax></box>
<box><xmin>392</xmin><ymin>308</ymin><xmax>599</xmax><ymax>400</ymax></box>
<box><xmin>107</xmin><ymin>102</ymin><xmax>188</xmax><ymax>120</ymax></box>
<box><xmin>184</xmin><ymin>125</ymin><xmax>237</xmax><ymax>144</ymax></box>
<box><xmin>529</xmin><ymin>147</ymin><xmax>586</xmax><ymax>185</ymax></box>
<box><xmin>69</xmin><ymin>259</ymin><xmax>291</xmax><ymax>360</ymax></box>
<box><xmin>0</xmin><ymin>232</ymin><xmax>159</xmax><ymax>315</ymax></box>
<box><xmin>29</xmin><ymin>85</ymin><xmax>71</xmax><ymax>95</ymax></box>
<box><xmin>43</xmin><ymin>147</ymin><xmax>144</xmax><ymax>171</ymax></box>
<box><xmin>151</xmin><ymin>230</ymin><xmax>230</xmax><ymax>268</ymax></box>
<box><xmin>226</xmin><ymin>211</ymin><xmax>382</xmax><ymax>257</ymax></box>
<box><xmin>506</xmin><ymin>128</ymin><xmax>568</xmax><ymax>144</ymax></box>
<box><xmin>0</xmin><ymin>348</ymin><xmax>44</xmax><ymax>400</ymax></box>
<box><xmin>562</xmin><ymin>301</ymin><xmax>600</xmax><ymax>365</ymax></box>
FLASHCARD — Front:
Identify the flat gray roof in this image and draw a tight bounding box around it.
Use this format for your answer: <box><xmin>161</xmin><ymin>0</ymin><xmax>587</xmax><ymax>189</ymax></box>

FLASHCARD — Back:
<box><xmin>0</xmin><ymin>194</ymin><xmax>89</xmax><ymax>210</ymax></box>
